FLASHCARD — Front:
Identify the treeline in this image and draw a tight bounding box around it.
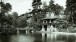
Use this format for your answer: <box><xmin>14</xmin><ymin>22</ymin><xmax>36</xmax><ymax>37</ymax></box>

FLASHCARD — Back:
<box><xmin>0</xmin><ymin>0</ymin><xmax>76</xmax><ymax>33</ymax></box>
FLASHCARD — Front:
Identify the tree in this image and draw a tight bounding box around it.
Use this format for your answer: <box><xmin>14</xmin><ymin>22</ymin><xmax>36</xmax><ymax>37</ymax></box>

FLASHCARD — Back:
<box><xmin>32</xmin><ymin>0</ymin><xmax>42</xmax><ymax>9</ymax></box>
<box><xmin>5</xmin><ymin>13</ymin><xmax>13</xmax><ymax>25</ymax></box>
<box><xmin>42</xmin><ymin>1</ymin><xmax>47</xmax><ymax>9</ymax></box>
<box><xmin>42</xmin><ymin>1</ymin><xmax>48</xmax><ymax>13</ymax></box>
<box><xmin>30</xmin><ymin>0</ymin><xmax>44</xmax><ymax>29</ymax></box>
<box><xmin>32</xmin><ymin>0</ymin><xmax>42</xmax><ymax>22</ymax></box>
<box><xmin>48</xmin><ymin>0</ymin><xmax>63</xmax><ymax>15</ymax></box>
<box><xmin>12</xmin><ymin>12</ymin><xmax>18</xmax><ymax>27</ymax></box>
<box><xmin>48</xmin><ymin>0</ymin><xmax>55</xmax><ymax>12</ymax></box>
<box><xmin>54</xmin><ymin>4</ymin><xmax>63</xmax><ymax>15</ymax></box>
<box><xmin>66</xmin><ymin>0</ymin><xmax>76</xmax><ymax>24</ymax></box>
<box><xmin>12</xmin><ymin>12</ymin><xmax>18</xmax><ymax>18</ymax></box>
<box><xmin>0</xmin><ymin>2</ymin><xmax>12</xmax><ymax>25</ymax></box>
<box><xmin>15</xmin><ymin>14</ymin><xmax>27</xmax><ymax>28</ymax></box>
<box><xmin>0</xmin><ymin>2</ymin><xmax>12</xmax><ymax>16</ymax></box>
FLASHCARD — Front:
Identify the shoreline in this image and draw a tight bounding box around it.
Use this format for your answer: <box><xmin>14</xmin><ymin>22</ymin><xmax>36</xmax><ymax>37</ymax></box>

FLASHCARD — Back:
<box><xmin>36</xmin><ymin>31</ymin><xmax>76</xmax><ymax>35</ymax></box>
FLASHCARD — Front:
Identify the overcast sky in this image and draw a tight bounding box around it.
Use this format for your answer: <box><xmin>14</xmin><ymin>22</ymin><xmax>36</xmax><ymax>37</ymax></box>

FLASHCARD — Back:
<box><xmin>3</xmin><ymin>0</ymin><xmax>66</xmax><ymax>15</ymax></box>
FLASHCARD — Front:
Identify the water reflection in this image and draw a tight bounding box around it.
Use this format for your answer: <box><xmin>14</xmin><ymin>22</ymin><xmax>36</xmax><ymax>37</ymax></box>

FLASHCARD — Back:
<box><xmin>0</xmin><ymin>33</ymin><xmax>76</xmax><ymax>42</ymax></box>
<box><xmin>11</xmin><ymin>34</ymin><xmax>35</xmax><ymax>42</ymax></box>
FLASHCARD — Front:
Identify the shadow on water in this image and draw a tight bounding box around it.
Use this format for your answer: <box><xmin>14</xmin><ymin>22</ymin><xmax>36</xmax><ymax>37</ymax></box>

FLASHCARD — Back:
<box><xmin>0</xmin><ymin>35</ymin><xmax>11</xmax><ymax>42</ymax></box>
<box><xmin>0</xmin><ymin>33</ymin><xmax>76</xmax><ymax>42</ymax></box>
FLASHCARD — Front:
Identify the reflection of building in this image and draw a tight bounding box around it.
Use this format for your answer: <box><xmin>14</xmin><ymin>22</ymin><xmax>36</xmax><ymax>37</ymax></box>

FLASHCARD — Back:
<box><xmin>0</xmin><ymin>7</ymin><xmax>1</xmax><ymax>13</ymax></box>
<box><xmin>41</xmin><ymin>12</ymin><xmax>58</xmax><ymax>32</ymax></box>
<box><xmin>42</xmin><ymin>33</ymin><xmax>57</xmax><ymax>42</ymax></box>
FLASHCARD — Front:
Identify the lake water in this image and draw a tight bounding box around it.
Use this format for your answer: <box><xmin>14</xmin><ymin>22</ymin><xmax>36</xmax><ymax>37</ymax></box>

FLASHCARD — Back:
<box><xmin>0</xmin><ymin>33</ymin><xmax>76</xmax><ymax>42</ymax></box>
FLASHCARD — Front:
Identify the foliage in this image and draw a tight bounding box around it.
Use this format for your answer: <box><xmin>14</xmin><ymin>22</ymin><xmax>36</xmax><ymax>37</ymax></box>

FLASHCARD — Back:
<box><xmin>0</xmin><ymin>2</ymin><xmax>12</xmax><ymax>25</ymax></box>
<box><xmin>66</xmin><ymin>0</ymin><xmax>76</xmax><ymax>24</ymax></box>
<box><xmin>48</xmin><ymin>0</ymin><xmax>63</xmax><ymax>15</ymax></box>
<box><xmin>11</xmin><ymin>12</ymin><xmax>18</xmax><ymax>27</ymax></box>
<box><xmin>32</xmin><ymin>0</ymin><xmax>42</xmax><ymax>9</ymax></box>
<box><xmin>16</xmin><ymin>14</ymin><xmax>27</xmax><ymax>28</ymax></box>
<box><xmin>30</xmin><ymin>0</ymin><xmax>64</xmax><ymax>30</ymax></box>
<box><xmin>0</xmin><ymin>2</ymin><xmax>12</xmax><ymax>16</ymax></box>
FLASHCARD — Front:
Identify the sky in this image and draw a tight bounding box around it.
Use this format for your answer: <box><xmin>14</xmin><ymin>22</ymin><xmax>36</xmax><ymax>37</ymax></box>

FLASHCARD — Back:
<box><xmin>3</xmin><ymin>0</ymin><xmax>66</xmax><ymax>15</ymax></box>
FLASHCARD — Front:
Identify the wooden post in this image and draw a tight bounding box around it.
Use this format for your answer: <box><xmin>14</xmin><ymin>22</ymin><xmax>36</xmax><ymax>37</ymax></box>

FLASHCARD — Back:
<box><xmin>17</xmin><ymin>28</ymin><xmax>19</xmax><ymax>34</ymax></box>
<box><xmin>49</xmin><ymin>20</ymin><xmax>51</xmax><ymax>23</ymax></box>
<box><xmin>24</xmin><ymin>29</ymin><xmax>28</xmax><ymax>33</ymax></box>
<box><xmin>41</xmin><ymin>25</ymin><xmax>45</xmax><ymax>31</ymax></box>
<box><xmin>46</xmin><ymin>20</ymin><xmax>47</xmax><ymax>23</ymax></box>
<box><xmin>43</xmin><ymin>20</ymin><xmax>44</xmax><ymax>23</ymax></box>
<box><xmin>47</xmin><ymin>25</ymin><xmax>50</xmax><ymax>31</ymax></box>
<box><xmin>50</xmin><ymin>25</ymin><xmax>54</xmax><ymax>32</ymax></box>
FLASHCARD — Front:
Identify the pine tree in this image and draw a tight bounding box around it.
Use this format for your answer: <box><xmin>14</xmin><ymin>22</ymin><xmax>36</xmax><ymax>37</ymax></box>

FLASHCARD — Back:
<box><xmin>31</xmin><ymin>0</ymin><xmax>43</xmax><ymax>29</ymax></box>
<box><xmin>48</xmin><ymin>0</ymin><xmax>63</xmax><ymax>15</ymax></box>
<box><xmin>32</xmin><ymin>0</ymin><xmax>42</xmax><ymax>9</ymax></box>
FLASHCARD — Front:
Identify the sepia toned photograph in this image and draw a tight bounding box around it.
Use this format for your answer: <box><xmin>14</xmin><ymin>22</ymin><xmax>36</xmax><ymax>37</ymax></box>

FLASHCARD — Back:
<box><xmin>0</xmin><ymin>0</ymin><xmax>76</xmax><ymax>42</ymax></box>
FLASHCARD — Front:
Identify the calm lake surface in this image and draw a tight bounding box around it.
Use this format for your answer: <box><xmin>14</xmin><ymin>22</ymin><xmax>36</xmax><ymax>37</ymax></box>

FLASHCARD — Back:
<box><xmin>0</xmin><ymin>33</ymin><xmax>76</xmax><ymax>42</ymax></box>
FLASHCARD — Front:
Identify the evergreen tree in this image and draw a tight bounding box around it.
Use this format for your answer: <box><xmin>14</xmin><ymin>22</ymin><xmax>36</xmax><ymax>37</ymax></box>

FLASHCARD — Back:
<box><xmin>31</xmin><ymin>0</ymin><xmax>43</xmax><ymax>29</ymax></box>
<box><xmin>48</xmin><ymin>0</ymin><xmax>63</xmax><ymax>15</ymax></box>
<box><xmin>32</xmin><ymin>0</ymin><xmax>42</xmax><ymax>22</ymax></box>
<box><xmin>32</xmin><ymin>0</ymin><xmax>42</xmax><ymax>9</ymax></box>
<box><xmin>48</xmin><ymin>0</ymin><xmax>55</xmax><ymax>12</ymax></box>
